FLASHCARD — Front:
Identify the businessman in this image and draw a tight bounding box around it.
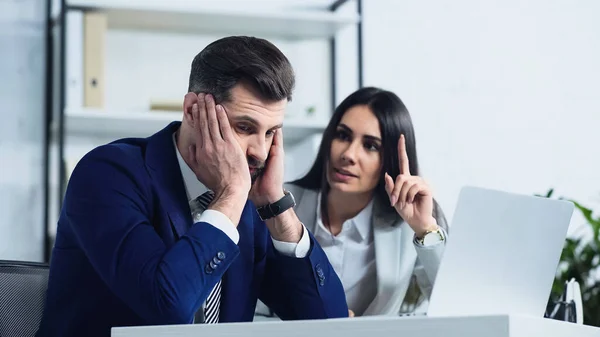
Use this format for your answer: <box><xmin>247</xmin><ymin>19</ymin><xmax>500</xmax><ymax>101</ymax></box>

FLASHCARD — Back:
<box><xmin>37</xmin><ymin>36</ymin><xmax>348</xmax><ymax>337</ymax></box>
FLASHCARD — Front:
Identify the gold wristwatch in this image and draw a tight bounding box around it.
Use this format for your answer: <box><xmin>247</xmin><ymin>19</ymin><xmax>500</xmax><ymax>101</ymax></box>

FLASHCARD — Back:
<box><xmin>416</xmin><ymin>226</ymin><xmax>445</xmax><ymax>246</ymax></box>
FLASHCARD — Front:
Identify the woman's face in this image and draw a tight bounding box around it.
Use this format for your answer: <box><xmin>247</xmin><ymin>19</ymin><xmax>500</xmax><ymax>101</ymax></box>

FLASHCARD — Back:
<box><xmin>327</xmin><ymin>105</ymin><xmax>383</xmax><ymax>195</ymax></box>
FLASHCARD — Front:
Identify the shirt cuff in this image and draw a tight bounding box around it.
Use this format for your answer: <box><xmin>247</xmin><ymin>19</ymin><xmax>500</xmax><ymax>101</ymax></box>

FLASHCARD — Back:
<box><xmin>196</xmin><ymin>210</ymin><xmax>240</xmax><ymax>244</ymax></box>
<box><xmin>271</xmin><ymin>224</ymin><xmax>310</xmax><ymax>258</ymax></box>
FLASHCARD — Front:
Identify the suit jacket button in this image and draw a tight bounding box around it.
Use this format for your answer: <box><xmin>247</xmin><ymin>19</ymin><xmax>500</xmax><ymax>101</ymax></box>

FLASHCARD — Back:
<box><xmin>205</xmin><ymin>265</ymin><xmax>213</xmax><ymax>274</ymax></box>
<box><xmin>210</xmin><ymin>261</ymin><xmax>218</xmax><ymax>269</ymax></box>
<box><xmin>217</xmin><ymin>252</ymin><xmax>226</xmax><ymax>260</ymax></box>
<box><xmin>212</xmin><ymin>257</ymin><xmax>221</xmax><ymax>265</ymax></box>
<box><xmin>315</xmin><ymin>265</ymin><xmax>325</xmax><ymax>285</ymax></box>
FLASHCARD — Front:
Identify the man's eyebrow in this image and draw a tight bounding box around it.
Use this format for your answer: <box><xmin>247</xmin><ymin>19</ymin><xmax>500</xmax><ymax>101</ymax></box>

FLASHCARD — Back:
<box><xmin>231</xmin><ymin>115</ymin><xmax>258</xmax><ymax>124</ymax></box>
<box><xmin>231</xmin><ymin>115</ymin><xmax>283</xmax><ymax>130</ymax></box>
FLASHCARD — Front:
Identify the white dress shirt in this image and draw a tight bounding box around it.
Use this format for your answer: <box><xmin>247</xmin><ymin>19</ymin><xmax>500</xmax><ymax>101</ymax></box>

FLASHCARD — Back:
<box><xmin>172</xmin><ymin>133</ymin><xmax>310</xmax><ymax>257</ymax></box>
<box><xmin>313</xmin><ymin>193</ymin><xmax>378</xmax><ymax>316</ymax></box>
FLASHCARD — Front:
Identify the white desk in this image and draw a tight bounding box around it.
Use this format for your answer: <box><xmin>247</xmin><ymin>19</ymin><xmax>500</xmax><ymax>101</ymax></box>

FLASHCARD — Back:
<box><xmin>112</xmin><ymin>315</ymin><xmax>600</xmax><ymax>337</ymax></box>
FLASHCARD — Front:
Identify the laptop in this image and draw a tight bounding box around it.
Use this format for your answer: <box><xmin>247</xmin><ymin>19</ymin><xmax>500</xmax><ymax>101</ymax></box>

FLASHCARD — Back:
<box><xmin>426</xmin><ymin>186</ymin><xmax>574</xmax><ymax>318</ymax></box>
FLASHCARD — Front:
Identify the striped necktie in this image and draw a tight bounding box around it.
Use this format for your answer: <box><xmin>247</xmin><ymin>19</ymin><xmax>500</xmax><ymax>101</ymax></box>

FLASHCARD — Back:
<box><xmin>190</xmin><ymin>191</ymin><xmax>221</xmax><ymax>324</ymax></box>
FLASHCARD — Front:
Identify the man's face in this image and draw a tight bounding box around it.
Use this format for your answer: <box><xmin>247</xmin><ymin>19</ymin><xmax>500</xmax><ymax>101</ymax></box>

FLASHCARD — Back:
<box><xmin>221</xmin><ymin>82</ymin><xmax>287</xmax><ymax>183</ymax></box>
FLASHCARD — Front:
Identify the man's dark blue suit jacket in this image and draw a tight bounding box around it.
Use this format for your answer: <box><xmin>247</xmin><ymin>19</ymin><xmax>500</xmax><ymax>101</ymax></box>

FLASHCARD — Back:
<box><xmin>36</xmin><ymin>122</ymin><xmax>348</xmax><ymax>337</ymax></box>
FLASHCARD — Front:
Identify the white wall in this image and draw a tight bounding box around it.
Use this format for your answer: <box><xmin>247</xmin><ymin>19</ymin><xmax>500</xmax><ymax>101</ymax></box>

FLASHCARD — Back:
<box><xmin>0</xmin><ymin>0</ymin><xmax>47</xmax><ymax>261</ymax></box>
<box><xmin>363</xmin><ymin>0</ymin><xmax>600</xmax><ymax>236</ymax></box>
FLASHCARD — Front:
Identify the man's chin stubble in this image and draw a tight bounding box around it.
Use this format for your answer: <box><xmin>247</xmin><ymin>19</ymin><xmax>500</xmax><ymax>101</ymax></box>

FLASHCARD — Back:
<box><xmin>250</xmin><ymin>169</ymin><xmax>263</xmax><ymax>185</ymax></box>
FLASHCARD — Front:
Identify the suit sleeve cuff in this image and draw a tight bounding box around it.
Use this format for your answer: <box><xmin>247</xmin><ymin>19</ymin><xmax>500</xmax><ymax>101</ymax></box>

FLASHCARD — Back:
<box><xmin>271</xmin><ymin>224</ymin><xmax>310</xmax><ymax>258</ymax></box>
<box><xmin>197</xmin><ymin>210</ymin><xmax>240</xmax><ymax>244</ymax></box>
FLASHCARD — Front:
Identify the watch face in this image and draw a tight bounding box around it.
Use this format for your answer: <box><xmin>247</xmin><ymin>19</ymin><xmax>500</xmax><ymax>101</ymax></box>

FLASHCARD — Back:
<box><xmin>423</xmin><ymin>231</ymin><xmax>443</xmax><ymax>245</ymax></box>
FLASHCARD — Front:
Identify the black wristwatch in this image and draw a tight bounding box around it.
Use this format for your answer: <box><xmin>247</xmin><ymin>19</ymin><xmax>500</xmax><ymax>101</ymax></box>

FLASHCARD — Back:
<box><xmin>256</xmin><ymin>191</ymin><xmax>296</xmax><ymax>221</ymax></box>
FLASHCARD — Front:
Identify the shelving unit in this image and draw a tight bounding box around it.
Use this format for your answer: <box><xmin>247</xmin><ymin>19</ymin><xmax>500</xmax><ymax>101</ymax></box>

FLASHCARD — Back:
<box><xmin>65</xmin><ymin>107</ymin><xmax>330</xmax><ymax>143</ymax></box>
<box><xmin>57</xmin><ymin>0</ymin><xmax>360</xmax><ymax>143</ymax></box>
<box><xmin>67</xmin><ymin>0</ymin><xmax>359</xmax><ymax>39</ymax></box>
<box><xmin>48</xmin><ymin>0</ymin><xmax>362</xmax><ymax>257</ymax></box>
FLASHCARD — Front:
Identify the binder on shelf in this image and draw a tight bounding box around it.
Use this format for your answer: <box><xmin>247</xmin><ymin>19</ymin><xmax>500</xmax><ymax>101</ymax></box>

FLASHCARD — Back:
<box><xmin>83</xmin><ymin>11</ymin><xmax>107</xmax><ymax>108</ymax></box>
<box><xmin>149</xmin><ymin>99</ymin><xmax>182</xmax><ymax>112</ymax></box>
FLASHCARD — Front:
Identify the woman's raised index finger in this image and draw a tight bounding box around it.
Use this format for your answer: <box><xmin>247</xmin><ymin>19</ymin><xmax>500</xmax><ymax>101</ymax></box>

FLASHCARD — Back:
<box><xmin>398</xmin><ymin>134</ymin><xmax>410</xmax><ymax>175</ymax></box>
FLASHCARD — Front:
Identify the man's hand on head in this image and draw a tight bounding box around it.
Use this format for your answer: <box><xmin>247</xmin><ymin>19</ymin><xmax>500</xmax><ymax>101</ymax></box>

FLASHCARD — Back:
<box><xmin>186</xmin><ymin>92</ymin><xmax>250</xmax><ymax>226</ymax></box>
<box><xmin>248</xmin><ymin>127</ymin><xmax>285</xmax><ymax>207</ymax></box>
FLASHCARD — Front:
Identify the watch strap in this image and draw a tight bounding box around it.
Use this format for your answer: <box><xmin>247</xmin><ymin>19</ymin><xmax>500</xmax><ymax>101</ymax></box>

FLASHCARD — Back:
<box><xmin>256</xmin><ymin>191</ymin><xmax>296</xmax><ymax>221</ymax></box>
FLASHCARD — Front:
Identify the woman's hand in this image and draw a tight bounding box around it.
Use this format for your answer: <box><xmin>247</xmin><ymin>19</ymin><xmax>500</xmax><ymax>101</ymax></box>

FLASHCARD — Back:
<box><xmin>385</xmin><ymin>134</ymin><xmax>438</xmax><ymax>238</ymax></box>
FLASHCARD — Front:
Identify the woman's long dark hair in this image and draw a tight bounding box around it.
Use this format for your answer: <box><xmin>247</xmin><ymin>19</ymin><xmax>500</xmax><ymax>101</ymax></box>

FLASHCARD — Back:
<box><xmin>293</xmin><ymin>87</ymin><xmax>421</xmax><ymax>226</ymax></box>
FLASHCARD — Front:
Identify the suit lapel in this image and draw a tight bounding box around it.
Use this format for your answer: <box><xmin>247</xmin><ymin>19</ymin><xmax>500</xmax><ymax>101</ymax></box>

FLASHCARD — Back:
<box><xmin>145</xmin><ymin>122</ymin><xmax>192</xmax><ymax>239</ymax></box>
<box><xmin>364</xmin><ymin>197</ymin><xmax>418</xmax><ymax>315</ymax></box>
<box><xmin>284</xmin><ymin>183</ymin><xmax>318</xmax><ymax>233</ymax></box>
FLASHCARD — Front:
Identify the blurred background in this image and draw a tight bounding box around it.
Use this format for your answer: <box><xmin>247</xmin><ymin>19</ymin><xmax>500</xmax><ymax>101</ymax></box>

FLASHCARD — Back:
<box><xmin>1</xmin><ymin>0</ymin><xmax>599</xmax><ymax>321</ymax></box>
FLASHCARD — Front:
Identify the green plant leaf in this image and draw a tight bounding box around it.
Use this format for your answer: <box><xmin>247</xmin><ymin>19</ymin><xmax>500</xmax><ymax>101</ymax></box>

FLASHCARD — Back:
<box><xmin>535</xmin><ymin>188</ymin><xmax>554</xmax><ymax>198</ymax></box>
<box><xmin>543</xmin><ymin>190</ymin><xmax>600</xmax><ymax>326</ymax></box>
<box><xmin>571</xmin><ymin>200</ymin><xmax>594</xmax><ymax>223</ymax></box>
<box><xmin>570</xmin><ymin>200</ymin><xmax>600</xmax><ymax>242</ymax></box>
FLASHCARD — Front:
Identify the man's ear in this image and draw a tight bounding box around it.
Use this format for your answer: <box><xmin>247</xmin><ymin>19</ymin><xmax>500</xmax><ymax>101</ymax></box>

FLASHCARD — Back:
<box><xmin>183</xmin><ymin>92</ymin><xmax>199</xmax><ymax>126</ymax></box>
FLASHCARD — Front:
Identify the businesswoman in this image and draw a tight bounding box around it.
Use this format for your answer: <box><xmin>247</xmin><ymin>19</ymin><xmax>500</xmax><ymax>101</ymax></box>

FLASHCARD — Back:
<box><xmin>285</xmin><ymin>87</ymin><xmax>449</xmax><ymax>316</ymax></box>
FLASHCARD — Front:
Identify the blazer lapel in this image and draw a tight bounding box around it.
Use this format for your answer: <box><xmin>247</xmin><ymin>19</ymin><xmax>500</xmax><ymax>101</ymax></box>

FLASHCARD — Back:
<box><xmin>284</xmin><ymin>183</ymin><xmax>318</xmax><ymax>233</ymax></box>
<box><xmin>145</xmin><ymin>122</ymin><xmax>192</xmax><ymax>239</ymax></box>
<box><xmin>363</xmin><ymin>197</ymin><xmax>418</xmax><ymax>315</ymax></box>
